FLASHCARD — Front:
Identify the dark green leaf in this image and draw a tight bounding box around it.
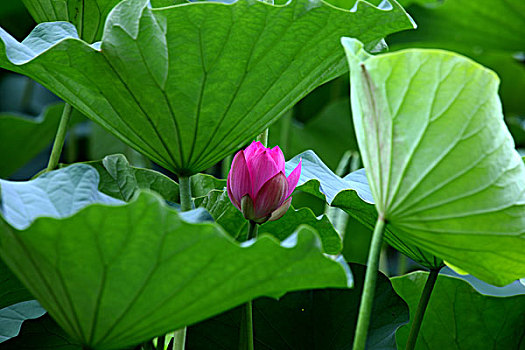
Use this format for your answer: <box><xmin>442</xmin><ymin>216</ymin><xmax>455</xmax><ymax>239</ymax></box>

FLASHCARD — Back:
<box><xmin>187</xmin><ymin>263</ymin><xmax>408</xmax><ymax>350</ymax></box>
<box><xmin>196</xmin><ymin>189</ymin><xmax>342</xmax><ymax>254</ymax></box>
<box><xmin>0</xmin><ymin>165</ymin><xmax>350</xmax><ymax>350</ymax></box>
<box><xmin>0</xmin><ymin>259</ymin><xmax>34</xmax><ymax>310</ymax></box>
<box><xmin>0</xmin><ymin>314</ymin><xmax>81</xmax><ymax>350</ymax></box>
<box><xmin>0</xmin><ymin>103</ymin><xmax>61</xmax><ymax>178</ymax></box>
<box><xmin>393</xmin><ymin>0</ymin><xmax>525</xmax><ymax>53</ymax></box>
<box><xmin>391</xmin><ymin>272</ymin><xmax>525</xmax><ymax>349</ymax></box>
<box><xmin>0</xmin><ymin>0</ymin><xmax>414</xmax><ymax>175</ymax></box>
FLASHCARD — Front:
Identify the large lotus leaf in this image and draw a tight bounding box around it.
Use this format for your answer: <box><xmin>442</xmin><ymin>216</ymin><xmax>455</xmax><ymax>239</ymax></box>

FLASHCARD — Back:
<box><xmin>286</xmin><ymin>151</ymin><xmax>443</xmax><ymax>269</ymax></box>
<box><xmin>391</xmin><ymin>272</ymin><xmax>525</xmax><ymax>349</ymax></box>
<box><xmin>187</xmin><ymin>263</ymin><xmax>408</xmax><ymax>350</ymax></box>
<box><xmin>0</xmin><ymin>0</ymin><xmax>414</xmax><ymax>175</ymax></box>
<box><xmin>20</xmin><ymin>0</ymin><xmax>120</xmax><ymax>42</ymax></box>
<box><xmin>342</xmin><ymin>38</ymin><xmax>525</xmax><ymax>286</ymax></box>
<box><xmin>0</xmin><ymin>301</ymin><xmax>46</xmax><ymax>344</ymax></box>
<box><xmin>195</xmin><ymin>189</ymin><xmax>342</xmax><ymax>254</ymax></box>
<box><xmin>0</xmin><ymin>165</ymin><xmax>350</xmax><ymax>350</ymax></box>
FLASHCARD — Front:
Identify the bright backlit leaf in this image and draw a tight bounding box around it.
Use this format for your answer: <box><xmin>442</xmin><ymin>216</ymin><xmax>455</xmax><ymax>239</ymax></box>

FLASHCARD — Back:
<box><xmin>342</xmin><ymin>38</ymin><xmax>525</xmax><ymax>286</ymax></box>
<box><xmin>0</xmin><ymin>165</ymin><xmax>351</xmax><ymax>350</ymax></box>
<box><xmin>0</xmin><ymin>0</ymin><xmax>414</xmax><ymax>175</ymax></box>
<box><xmin>286</xmin><ymin>151</ymin><xmax>443</xmax><ymax>268</ymax></box>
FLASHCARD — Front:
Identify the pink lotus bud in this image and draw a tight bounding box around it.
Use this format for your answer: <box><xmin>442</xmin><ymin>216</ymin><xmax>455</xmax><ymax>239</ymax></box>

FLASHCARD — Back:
<box><xmin>227</xmin><ymin>141</ymin><xmax>302</xmax><ymax>224</ymax></box>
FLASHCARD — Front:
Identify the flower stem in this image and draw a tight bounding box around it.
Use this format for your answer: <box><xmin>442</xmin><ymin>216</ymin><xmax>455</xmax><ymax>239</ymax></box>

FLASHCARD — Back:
<box><xmin>46</xmin><ymin>103</ymin><xmax>73</xmax><ymax>172</ymax></box>
<box><xmin>178</xmin><ymin>175</ymin><xmax>192</xmax><ymax>212</ymax></box>
<box><xmin>173</xmin><ymin>175</ymin><xmax>192</xmax><ymax>350</ymax></box>
<box><xmin>239</xmin><ymin>300</ymin><xmax>254</xmax><ymax>350</ymax></box>
<box><xmin>239</xmin><ymin>221</ymin><xmax>258</xmax><ymax>350</ymax></box>
<box><xmin>352</xmin><ymin>215</ymin><xmax>386</xmax><ymax>350</ymax></box>
<box><xmin>257</xmin><ymin>129</ymin><xmax>268</xmax><ymax>147</ymax></box>
<box><xmin>405</xmin><ymin>268</ymin><xmax>440</xmax><ymax>350</ymax></box>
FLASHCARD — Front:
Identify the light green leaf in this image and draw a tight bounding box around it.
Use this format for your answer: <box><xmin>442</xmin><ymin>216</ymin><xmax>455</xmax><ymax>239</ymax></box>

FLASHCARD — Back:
<box><xmin>0</xmin><ymin>301</ymin><xmax>46</xmax><ymax>343</ymax></box>
<box><xmin>196</xmin><ymin>189</ymin><xmax>342</xmax><ymax>254</ymax></box>
<box><xmin>188</xmin><ymin>263</ymin><xmax>408</xmax><ymax>350</ymax></box>
<box><xmin>286</xmin><ymin>151</ymin><xmax>443</xmax><ymax>268</ymax></box>
<box><xmin>21</xmin><ymin>0</ymin><xmax>120</xmax><ymax>42</ymax></box>
<box><xmin>391</xmin><ymin>272</ymin><xmax>525</xmax><ymax>349</ymax></box>
<box><xmin>342</xmin><ymin>38</ymin><xmax>525</xmax><ymax>286</ymax></box>
<box><xmin>0</xmin><ymin>165</ymin><xmax>350</xmax><ymax>350</ymax></box>
<box><xmin>0</xmin><ymin>0</ymin><xmax>414</xmax><ymax>175</ymax></box>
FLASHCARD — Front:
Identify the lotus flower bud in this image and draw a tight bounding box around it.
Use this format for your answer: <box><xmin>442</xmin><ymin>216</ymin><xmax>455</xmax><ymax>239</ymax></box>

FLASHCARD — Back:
<box><xmin>227</xmin><ymin>141</ymin><xmax>301</xmax><ymax>224</ymax></box>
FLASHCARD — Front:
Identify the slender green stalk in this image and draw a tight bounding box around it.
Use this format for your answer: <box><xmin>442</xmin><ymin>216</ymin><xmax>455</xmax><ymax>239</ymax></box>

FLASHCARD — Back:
<box><xmin>239</xmin><ymin>300</ymin><xmax>254</xmax><ymax>350</ymax></box>
<box><xmin>352</xmin><ymin>215</ymin><xmax>386</xmax><ymax>350</ymax></box>
<box><xmin>172</xmin><ymin>176</ymin><xmax>193</xmax><ymax>350</ymax></box>
<box><xmin>257</xmin><ymin>129</ymin><xmax>268</xmax><ymax>147</ymax></box>
<box><xmin>46</xmin><ymin>103</ymin><xmax>73</xmax><ymax>172</ymax></box>
<box><xmin>405</xmin><ymin>268</ymin><xmax>440</xmax><ymax>350</ymax></box>
<box><xmin>247</xmin><ymin>220</ymin><xmax>258</xmax><ymax>240</ymax></box>
<box><xmin>239</xmin><ymin>221</ymin><xmax>258</xmax><ymax>350</ymax></box>
<box><xmin>178</xmin><ymin>175</ymin><xmax>192</xmax><ymax>212</ymax></box>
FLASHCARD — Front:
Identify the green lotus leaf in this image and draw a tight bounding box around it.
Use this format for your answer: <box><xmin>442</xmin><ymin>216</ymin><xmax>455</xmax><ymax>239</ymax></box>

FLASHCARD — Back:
<box><xmin>0</xmin><ymin>103</ymin><xmax>69</xmax><ymax>178</ymax></box>
<box><xmin>0</xmin><ymin>0</ymin><xmax>414</xmax><ymax>175</ymax></box>
<box><xmin>391</xmin><ymin>271</ymin><xmax>525</xmax><ymax>349</ymax></box>
<box><xmin>0</xmin><ymin>165</ymin><xmax>350</xmax><ymax>350</ymax></box>
<box><xmin>0</xmin><ymin>260</ymin><xmax>34</xmax><ymax>310</ymax></box>
<box><xmin>286</xmin><ymin>151</ymin><xmax>443</xmax><ymax>268</ymax></box>
<box><xmin>187</xmin><ymin>263</ymin><xmax>408</xmax><ymax>350</ymax></box>
<box><xmin>21</xmin><ymin>0</ymin><xmax>121</xmax><ymax>42</ymax></box>
<box><xmin>79</xmin><ymin>153</ymin><xmax>225</xmax><ymax>203</ymax></box>
<box><xmin>342</xmin><ymin>38</ymin><xmax>525</xmax><ymax>286</ymax></box>
<box><xmin>195</xmin><ymin>188</ymin><xmax>342</xmax><ymax>254</ymax></box>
